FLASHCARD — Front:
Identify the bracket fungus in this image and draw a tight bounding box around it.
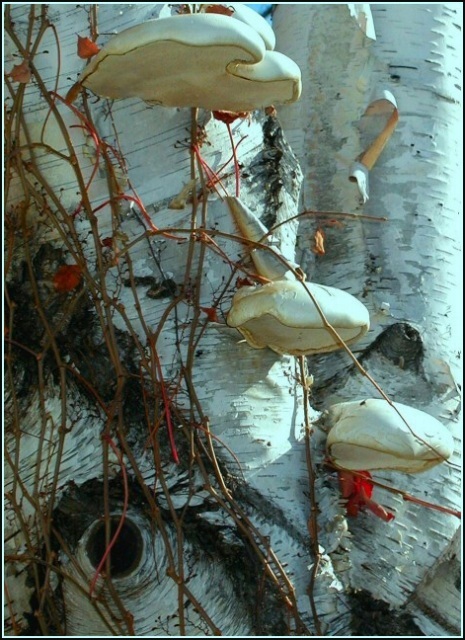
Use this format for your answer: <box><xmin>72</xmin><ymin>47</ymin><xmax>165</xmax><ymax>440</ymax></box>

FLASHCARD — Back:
<box><xmin>227</xmin><ymin>280</ymin><xmax>370</xmax><ymax>356</ymax></box>
<box><xmin>215</xmin><ymin>3</ymin><xmax>276</xmax><ymax>51</ymax></box>
<box><xmin>225</xmin><ymin>197</ymin><xmax>370</xmax><ymax>356</ymax></box>
<box><xmin>326</xmin><ymin>399</ymin><xmax>455</xmax><ymax>473</ymax></box>
<box><xmin>79</xmin><ymin>13</ymin><xmax>301</xmax><ymax>111</ymax></box>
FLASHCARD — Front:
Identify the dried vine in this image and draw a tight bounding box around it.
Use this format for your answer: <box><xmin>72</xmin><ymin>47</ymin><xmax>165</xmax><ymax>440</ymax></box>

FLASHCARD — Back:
<box><xmin>4</xmin><ymin>5</ymin><xmax>313</xmax><ymax>635</ymax></box>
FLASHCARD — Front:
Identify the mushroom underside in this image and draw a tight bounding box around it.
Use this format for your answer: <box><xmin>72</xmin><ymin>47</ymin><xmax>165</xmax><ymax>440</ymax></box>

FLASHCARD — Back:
<box><xmin>328</xmin><ymin>443</ymin><xmax>446</xmax><ymax>473</ymax></box>
<box><xmin>235</xmin><ymin>315</ymin><xmax>367</xmax><ymax>355</ymax></box>
<box><xmin>80</xmin><ymin>15</ymin><xmax>301</xmax><ymax>111</ymax></box>
<box><xmin>83</xmin><ymin>45</ymin><xmax>299</xmax><ymax>110</ymax></box>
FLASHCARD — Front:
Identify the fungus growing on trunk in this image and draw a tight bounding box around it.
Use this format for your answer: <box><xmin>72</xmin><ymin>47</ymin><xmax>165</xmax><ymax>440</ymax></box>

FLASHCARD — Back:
<box><xmin>207</xmin><ymin>3</ymin><xmax>276</xmax><ymax>50</ymax></box>
<box><xmin>78</xmin><ymin>14</ymin><xmax>301</xmax><ymax>111</ymax></box>
<box><xmin>227</xmin><ymin>279</ymin><xmax>370</xmax><ymax>356</ymax></box>
<box><xmin>225</xmin><ymin>197</ymin><xmax>370</xmax><ymax>356</ymax></box>
<box><xmin>326</xmin><ymin>399</ymin><xmax>455</xmax><ymax>473</ymax></box>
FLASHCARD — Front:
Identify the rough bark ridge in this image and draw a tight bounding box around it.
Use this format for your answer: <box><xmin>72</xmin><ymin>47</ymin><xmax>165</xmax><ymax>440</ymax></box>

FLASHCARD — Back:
<box><xmin>4</xmin><ymin>3</ymin><xmax>461</xmax><ymax>637</ymax></box>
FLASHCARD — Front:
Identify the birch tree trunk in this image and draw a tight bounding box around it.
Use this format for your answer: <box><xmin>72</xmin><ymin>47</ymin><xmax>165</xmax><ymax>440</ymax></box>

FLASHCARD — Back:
<box><xmin>275</xmin><ymin>3</ymin><xmax>462</xmax><ymax>635</ymax></box>
<box><xmin>4</xmin><ymin>3</ymin><xmax>461</xmax><ymax>637</ymax></box>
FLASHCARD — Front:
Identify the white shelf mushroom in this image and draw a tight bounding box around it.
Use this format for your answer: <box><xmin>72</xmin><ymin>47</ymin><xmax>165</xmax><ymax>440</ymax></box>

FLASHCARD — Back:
<box><xmin>227</xmin><ymin>279</ymin><xmax>371</xmax><ymax>356</ymax></box>
<box><xmin>215</xmin><ymin>3</ymin><xmax>276</xmax><ymax>50</ymax></box>
<box><xmin>225</xmin><ymin>197</ymin><xmax>370</xmax><ymax>356</ymax></box>
<box><xmin>79</xmin><ymin>14</ymin><xmax>301</xmax><ymax>111</ymax></box>
<box><xmin>326</xmin><ymin>399</ymin><xmax>455</xmax><ymax>473</ymax></box>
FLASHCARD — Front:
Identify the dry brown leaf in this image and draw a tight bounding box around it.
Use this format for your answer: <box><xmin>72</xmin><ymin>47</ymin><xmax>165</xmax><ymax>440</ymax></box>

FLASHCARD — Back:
<box><xmin>313</xmin><ymin>228</ymin><xmax>326</xmax><ymax>255</ymax></box>
<box><xmin>8</xmin><ymin>60</ymin><xmax>31</xmax><ymax>84</ymax></box>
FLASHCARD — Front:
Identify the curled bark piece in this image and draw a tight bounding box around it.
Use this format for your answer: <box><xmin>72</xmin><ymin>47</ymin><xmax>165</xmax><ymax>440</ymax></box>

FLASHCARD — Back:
<box><xmin>349</xmin><ymin>89</ymin><xmax>399</xmax><ymax>202</ymax></box>
<box><xmin>347</xmin><ymin>4</ymin><xmax>376</xmax><ymax>40</ymax></box>
<box><xmin>226</xmin><ymin>196</ymin><xmax>299</xmax><ymax>280</ymax></box>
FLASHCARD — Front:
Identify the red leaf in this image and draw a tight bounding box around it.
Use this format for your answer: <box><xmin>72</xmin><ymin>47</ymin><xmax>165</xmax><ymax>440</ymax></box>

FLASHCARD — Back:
<box><xmin>265</xmin><ymin>105</ymin><xmax>277</xmax><ymax>118</ymax></box>
<box><xmin>77</xmin><ymin>35</ymin><xmax>100</xmax><ymax>59</ymax></box>
<box><xmin>212</xmin><ymin>110</ymin><xmax>249</xmax><ymax>125</ymax></box>
<box><xmin>204</xmin><ymin>5</ymin><xmax>234</xmax><ymax>16</ymax></box>
<box><xmin>339</xmin><ymin>470</ymin><xmax>395</xmax><ymax>521</ymax></box>
<box><xmin>364</xmin><ymin>497</ymin><xmax>396</xmax><ymax>522</ymax></box>
<box><xmin>235</xmin><ymin>276</ymin><xmax>255</xmax><ymax>289</ymax></box>
<box><xmin>339</xmin><ymin>470</ymin><xmax>372</xmax><ymax>498</ymax></box>
<box><xmin>200</xmin><ymin>306</ymin><xmax>219</xmax><ymax>322</ymax></box>
<box><xmin>53</xmin><ymin>265</ymin><xmax>82</xmax><ymax>292</ymax></box>
<box><xmin>352</xmin><ymin>471</ymin><xmax>374</xmax><ymax>499</ymax></box>
<box><xmin>9</xmin><ymin>60</ymin><xmax>31</xmax><ymax>84</ymax></box>
<box><xmin>338</xmin><ymin>470</ymin><xmax>355</xmax><ymax>498</ymax></box>
<box><xmin>345</xmin><ymin>495</ymin><xmax>363</xmax><ymax>517</ymax></box>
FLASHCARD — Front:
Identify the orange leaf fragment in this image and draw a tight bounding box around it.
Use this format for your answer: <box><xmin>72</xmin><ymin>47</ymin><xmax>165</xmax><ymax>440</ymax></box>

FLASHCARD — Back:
<box><xmin>77</xmin><ymin>35</ymin><xmax>100</xmax><ymax>59</ymax></box>
<box><xmin>9</xmin><ymin>60</ymin><xmax>31</xmax><ymax>84</ymax></box>
<box><xmin>212</xmin><ymin>110</ymin><xmax>249</xmax><ymax>125</ymax></box>
<box><xmin>53</xmin><ymin>265</ymin><xmax>82</xmax><ymax>293</ymax></box>
<box><xmin>313</xmin><ymin>228</ymin><xmax>325</xmax><ymax>255</ymax></box>
<box><xmin>265</xmin><ymin>105</ymin><xmax>277</xmax><ymax>118</ymax></box>
<box><xmin>236</xmin><ymin>276</ymin><xmax>255</xmax><ymax>288</ymax></box>
<box><xmin>200</xmin><ymin>306</ymin><xmax>219</xmax><ymax>322</ymax></box>
<box><xmin>204</xmin><ymin>5</ymin><xmax>234</xmax><ymax>16</ymax></box>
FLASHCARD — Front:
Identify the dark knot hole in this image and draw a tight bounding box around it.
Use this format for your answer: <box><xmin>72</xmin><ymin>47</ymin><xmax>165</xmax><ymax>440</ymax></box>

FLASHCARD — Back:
<box><xmin>86</xmin><ymin>517</ymin><xmax>143</xmax><ymax>578</ymax></box>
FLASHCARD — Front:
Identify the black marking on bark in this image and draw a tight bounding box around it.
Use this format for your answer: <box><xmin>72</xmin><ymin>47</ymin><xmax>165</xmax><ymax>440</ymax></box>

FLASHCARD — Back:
<box><xmin>122</xmin><ymin>275</ymin><xmax>178</xmax><ymax>299</ymax></box>
<box><xmin>363</xmin><ymin>323</ymin><xmax>424</xmax><ymax>372</ymax></box>
<box><xmin>349</xmin><ymin>589</ymin><xmax>425</xmax><ymax>636</ymax></box>
<box><xmin>243</xmin><ymin>115</ymin><xmax>302</xmax><ymax>229</ymax></box>
<box><xmin>53</xmin><ymin>478</ymin><xmax>147</xmax><ymax>548</ymax></box>
<box><xmin>53</xmin><ymin>476</ymin><xmax>289</xmax><ymax>634</ymax></box>
<box><xmin>309</xmin><ymin>323</ymin><xmax>426</xmax><ymax>405</ymax></box>
<box><xmin>411</xmin><ymin>598</ymin><xmax>461</xmax><ymax>637</ymax></box>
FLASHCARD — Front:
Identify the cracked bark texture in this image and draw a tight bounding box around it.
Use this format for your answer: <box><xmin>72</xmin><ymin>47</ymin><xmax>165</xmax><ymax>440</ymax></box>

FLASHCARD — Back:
<box><xmin>4</xmin><ymin>3</ymin><xmax>461</xmax><ymax>637</ymax></box>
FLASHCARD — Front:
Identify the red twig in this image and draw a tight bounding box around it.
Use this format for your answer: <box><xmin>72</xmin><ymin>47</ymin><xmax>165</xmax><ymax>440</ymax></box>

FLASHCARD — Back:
<box><xmin>214</xmin><ymin>134</ymin><xmax>247</xmax><ymax>184</ymax></box>
<box><xmin>191</xmin><ymin>144</ymin><xmax>228</xmax><ymax>198</ymax></box>
<box><xmin>225</xmin><ymin>122</ymin><xmax>240</xmax><ymax>197</ymax></box>
<box><xmin>49</xmin><ymin>92</ymin><xmax>102</xmax><ymax>217</ymax></box>
<box><xmin>89</xmin><ymin>435</ymin><xmax>129</xmax><ymax>596</ymax></box>
<box><xmin>153</xmin><ymin>351</ymin><xmax>180</xmax><ymax>465</ymax></box>
<box><xmin>401</xmin><ymin>493</ymin><xmax>461</xmax><ymax>519</ymax></box>
<box><xmin>69</xmin><ymin>122</ymin><xmax>101</xmax><ymax>201</ymax></box>
<box><xmin>50</xmin><ymin>92</ymin><xmax>180</xmax><ymax>240</ymax></box>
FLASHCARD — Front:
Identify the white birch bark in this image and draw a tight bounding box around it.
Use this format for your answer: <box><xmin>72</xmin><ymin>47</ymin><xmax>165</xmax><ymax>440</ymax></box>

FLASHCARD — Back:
<box><xmin>4</xmin><ymin>3</ymin><xmax>461</xmax><ymax>637</ymax></box>
<box><xmin>275</xmin><ymin>2</ymin><xmax>462</xmax><ymax>634</ymax></box>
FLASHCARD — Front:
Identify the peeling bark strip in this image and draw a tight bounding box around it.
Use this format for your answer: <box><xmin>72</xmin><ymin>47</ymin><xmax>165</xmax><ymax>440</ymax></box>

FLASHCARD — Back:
<box><xmin>4</xmin><ymin>4</ymin><xmax>461</xmax><ymax>638</ymax></box>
